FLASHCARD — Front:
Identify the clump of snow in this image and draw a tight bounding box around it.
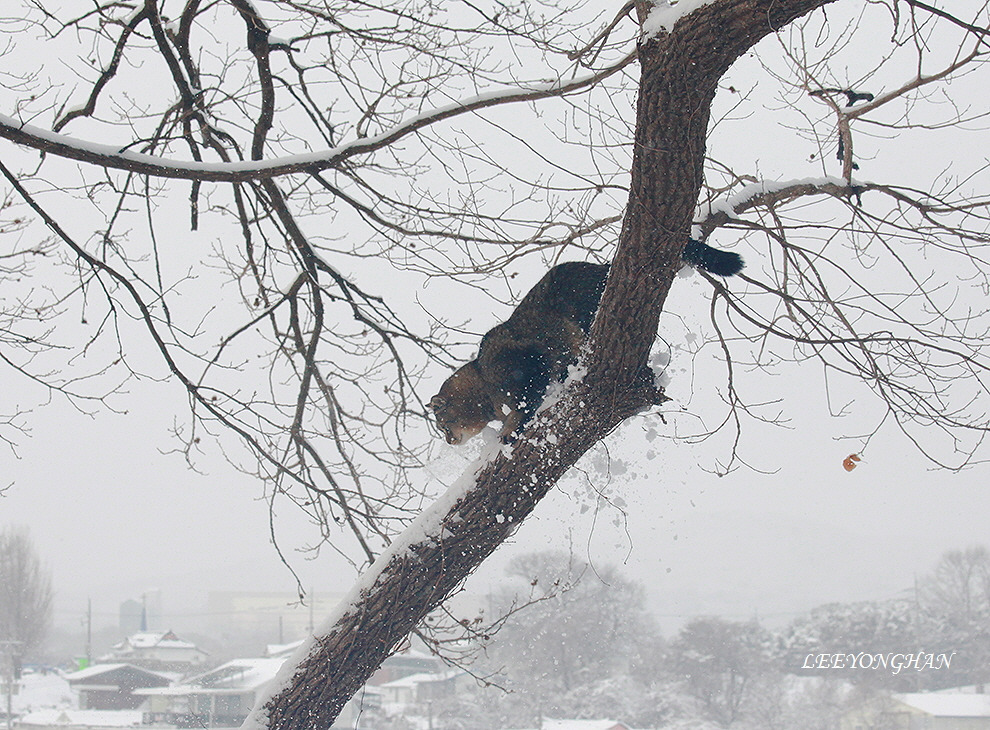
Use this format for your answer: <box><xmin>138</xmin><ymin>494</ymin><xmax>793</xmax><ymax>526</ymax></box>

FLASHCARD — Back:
<box><xmin>536</xmin><ymin>379</ymin><xmax>567</xmax><ymax>416</ymax></box>
<box><xmin>651</xmin><ymin>348</ymin><xmax>673</xmax><ymax>389</ymax></box>
<box><xmin>534</xmin><ymin>353</ymin><xmax>592</xmax><ymax>420</ymax></box>
<box><xmin>643</xmin><ymin>0</ymin><xmax>718</xmax><ymax>38</ymax></box>
<box><xmin>481</xmin><ymin>423</ymin><xmax>516</xmax><ymax>459</ymax></box>
<box><xmin>566</xmin><ymin>361</ymin><xmax>588</xmax><ymax>382</ymax></box>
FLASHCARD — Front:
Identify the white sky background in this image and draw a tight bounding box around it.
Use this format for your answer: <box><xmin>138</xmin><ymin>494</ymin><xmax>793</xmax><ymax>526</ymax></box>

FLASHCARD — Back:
<box><xmin>1</xmin><ymin>0</ymin><xmax>989</xmax><ymax>649</ymax></box>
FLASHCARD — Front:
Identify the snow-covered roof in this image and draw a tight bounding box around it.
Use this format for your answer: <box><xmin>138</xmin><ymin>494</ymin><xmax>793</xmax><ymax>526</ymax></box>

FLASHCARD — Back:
<box><xmin>379</xmin><ymin>670</ymin><xmax>463</xmax><ymax>689</ymax></box>
<box><xmin>933</xmin><ymin>684</ymin><xmax>990</xmax><ymax>694</ymax></box>
<box><xmin>389</xmin><ymin>648</ymin><xmax>439</xmax><ymax>662</ymax></box>
<box><xmin>114</xmin><ymin>630</ymin><xmax>198</xmax><ymax>651</ymax></box>
<box><xmin>542</xmin><ymin>721</ymin><xmax>630</xmax><ymax>730</ymax></box>
<box><xmin>896</xmin><ymin>693</ymin><xmax>990</xmax><ymax>718</ymax></box>
<box><xmin>17</xmin><ymin>709</ymin><xmax>144</xmax><ymax>727</ymax></box>
<box><xmin>198</xmin><ymin>658</ymin><xmax>286</xmax><ymax>690</ymax></box>
<box><xmin>64</xmin><ymin>663</ymin><xmax>171</xmax><ymax>683</ymax></box>
<box><xmin>139</xmin><ymin>658</ymin><xmax>288</xmax><ymax>695</ymax></box>
<box><xmin>64</xmin><ymin>663</ymin><xmax>130</xmax><ymax>680</ymax></box>
<box><xmin>11</xmin><ymin>671</ymin><xmax>74</xmax><ymax>715</ymax></box>
<box><xmin>264</xmin><ymin>640</ymin><xmax>304</xmax><ymax>658</ymax></box>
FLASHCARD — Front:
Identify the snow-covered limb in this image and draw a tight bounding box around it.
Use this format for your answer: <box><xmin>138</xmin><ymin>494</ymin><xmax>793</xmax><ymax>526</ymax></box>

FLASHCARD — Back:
<box><xmin>0</xmin><ymin>51</ymin><xmax>635</xmax><ymax>183</ymax></box>
<box><xmin>693</xmin><ymin>176</ymin><xmax>868</xmax><ymax>240</ymax></box>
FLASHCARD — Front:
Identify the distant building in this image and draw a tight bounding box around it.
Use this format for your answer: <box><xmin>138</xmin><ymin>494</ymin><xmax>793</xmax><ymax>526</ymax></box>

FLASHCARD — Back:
<box><xmin>935</xmin><ymin>684</ymin><xmax>990</xmax><ymax>695</ymax></box>
<box><xmin>378</xmin><ymin>669</ymin><xmax>467</xmax><ymax>708</ymax></box>
<box><xmin>516</xmin><ymin>721</ymin><xmax>631</xmax><ymax>730</ymax></box>
<box><xmin>264</xmin><ymin>642</ymin><xmax>450</xmax><ymax>713</ymax></box>
<box><xmin>206</xmin><ymin>591</ymin><xmax>346</xmax><ymax>641</ymax></box>
<box><xmin>368</xmin><ymin>647</ymin><xmax>444</xmax><ymax>685</ymax></box>
<box><xmin>263</xmin><ymin>640</ymin><xmax>303</xmax><ymax>659</ymax></box>
<box><xmin>118</xmin><ymin>600</ymin><xmax>144</xmax><ymax>637</ymax></box>
<box><xmin>841</xmin><ymin>691</ymin><xmax>990</xmax><ymax>729</ymax></box>
<box><xmin>138</xmin><ymin>657</ymin><xmax>382</xmax><ymax>728</ymax></box>
<box><xmin>138</xmin><ymin>657</ymin><xmax>284</xmax><ymax>727</ymax></box>
<box><xmin>119</xmin><ymin>592</ymin><xmax>162</xmax><ymax>636</ymax></box>
<box><xmin>102</xmin><ymin>631</ymin><xmax>208</xmax><ymax>672</ymax></box>
<box><xmin>64</xmin><ymin>664</ymin><xmax>171</xmax><ymax>710</ymax></box>
<box><xmin>266</xmin><ymin>642</ymin><xmax>444</xmax><ymax>684</ymax></box>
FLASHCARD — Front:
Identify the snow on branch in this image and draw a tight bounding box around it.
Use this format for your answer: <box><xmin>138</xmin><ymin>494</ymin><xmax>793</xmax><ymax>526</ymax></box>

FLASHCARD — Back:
<box><xmin>694</xmin><ymin>176</ymin><xmax>865</xmax><ymax>238</ymax></box>
<box><xmin>0</xmin><ymin>52</ymin><xmax>635</xmax><ymax>183</ymax></box>
<box><xmin>642</xmin><ymin>0</ymin><xmax>720</xmax><ymax>38</ymax></box>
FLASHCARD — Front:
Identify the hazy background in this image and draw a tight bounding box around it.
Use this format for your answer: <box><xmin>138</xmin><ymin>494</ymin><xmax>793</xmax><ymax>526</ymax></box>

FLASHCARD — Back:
<box><xmin>0</xmin><ymin>0</ymin><xmax>986</xmax><ymax>667</ymax></box>
<box><xmin>4</xmin><ymin>290</ymin><xmax>985</xmax><ymax>656</ymax></box>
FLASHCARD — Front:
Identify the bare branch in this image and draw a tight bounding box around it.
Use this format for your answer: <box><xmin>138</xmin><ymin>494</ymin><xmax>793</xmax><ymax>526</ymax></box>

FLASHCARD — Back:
<box><xmin>0</xmin><ymin>53</ymin><xmax>636</xmax><ymax>182</ymax></box>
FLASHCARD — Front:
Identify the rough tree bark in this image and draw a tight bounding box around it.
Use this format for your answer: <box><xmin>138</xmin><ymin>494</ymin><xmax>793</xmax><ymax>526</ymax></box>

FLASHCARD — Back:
<box><xmin>257</xmin><ymin>1</ymin><xmax>837</xmax><ymax>729</ymax></box>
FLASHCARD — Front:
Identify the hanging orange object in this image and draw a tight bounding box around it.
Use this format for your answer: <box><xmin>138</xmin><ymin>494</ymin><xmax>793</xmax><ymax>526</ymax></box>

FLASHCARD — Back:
<box><xmin>842</xmin><ymin>453</ymin><xmax>862</xmax><ymax>472</ymax></box>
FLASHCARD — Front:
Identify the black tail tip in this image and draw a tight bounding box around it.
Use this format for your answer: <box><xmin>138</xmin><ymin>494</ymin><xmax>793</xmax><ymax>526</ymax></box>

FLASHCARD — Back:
<box><xmin>702</xmin><ymin>249</ymin><xmax>745</xmax><ymax>277</ymax></box>
<box><xmin>683</xmin><ymin>239</ymin><xmax>745</xmax><ymax>277</ymax></box>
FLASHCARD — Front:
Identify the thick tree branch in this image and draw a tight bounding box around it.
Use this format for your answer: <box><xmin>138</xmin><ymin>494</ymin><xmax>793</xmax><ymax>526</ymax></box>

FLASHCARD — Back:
<box><xmin>253</xmin><ymin>2</ymin><xmax>835</xmax><ymax>729</ymax></box>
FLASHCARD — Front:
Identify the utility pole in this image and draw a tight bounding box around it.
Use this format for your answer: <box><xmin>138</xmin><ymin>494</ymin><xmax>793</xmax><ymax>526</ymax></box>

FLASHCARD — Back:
<box><xmin>86</xmin><ymin>599</ymin><xmax>92</xmax><ymax>667</ymax></box>
<box><xmin>1</xmin><ymin>640</ymin><xmax>22</xmax><ymax>730</ymax></box>
<box><xmin>308</xmin><ymin>591</ymin><xmax>314</xmax><ymax>635</ymax></box>
<box><xmin>1</xmin><ymin>643</ymin><xmax>9</xmax><ymax>730</ymax></box>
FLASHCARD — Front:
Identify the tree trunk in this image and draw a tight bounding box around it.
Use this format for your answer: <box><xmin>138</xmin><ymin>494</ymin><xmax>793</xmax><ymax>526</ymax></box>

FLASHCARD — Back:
<box><xmin>256</xmin><ymin>2</ymin><xmax>834</xmax><ymax>729</ymax></box>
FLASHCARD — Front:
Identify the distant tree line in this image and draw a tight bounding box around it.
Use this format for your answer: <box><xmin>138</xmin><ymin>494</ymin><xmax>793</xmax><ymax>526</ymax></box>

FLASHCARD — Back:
<box><xmin>782</xmin><ymin>545</ymin><xmax>990</xmax><ymax>693</ymax></box>
<box><xmin>0</xmin><ymin>527</ymin><xmax>52</xmax><ymax>676</ymax></box>
<box><xmin>415</xmin><ymin>546</ymin><xmax>990</xmax><ymax>730</ymax></box>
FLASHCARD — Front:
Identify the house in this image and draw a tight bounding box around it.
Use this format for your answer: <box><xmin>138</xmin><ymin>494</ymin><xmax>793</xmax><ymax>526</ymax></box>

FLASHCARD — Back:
<box><xmin>206</xmin><ymin>591</ymin><xmax>346</xmax><ymax>638</ymax></box>
<box><xmin>138</xmin><ymin>657</ymin><xmax>383</xmax><ymax>728</ymax></box>
<box><xmin>266</xmin><ymin>642</ymin><xmax>445</xmax><ymax>685</ymax></box>
<box><xmin>841</xmin><ymin>692</ymin><xmax>990</xmax><ymax>729</ymax></box>
<box><xmin>138</xmin><ymin>657</ymin><xmax>285</xmax><ymax>727</ymax></box>
<box><xmin>102</xmin><ymin>631</ymin><xmax>208</xmax><ymax>672</ymax></box>
<box><xmin>508</xmin><ymin>721</ymin><xmax>632</xmax><ymax>730</ymax></box>
<box><xmin>368</xmin><ymin>648</ymin><xmax>444</xmax><ymax>685</ymax></box>
<box><xmin>542</xmin><ymin>721</ymin><xmax>631</xmax><ymax>730</ymax></box>
<box><xmin>264</xmin><ymin>640</ymin><xmax>303</xmax><ymax>659</ymax></box>
<box><xmin>378</xmin><ymin>669</ymin><xmax>467</xmax><ymax>708</ymax></box>
<box><xmin>63</xmin><ymin>663</ymin><xmax>171</xmax><ymax>711</ymax></box>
